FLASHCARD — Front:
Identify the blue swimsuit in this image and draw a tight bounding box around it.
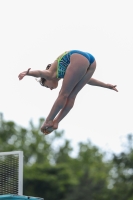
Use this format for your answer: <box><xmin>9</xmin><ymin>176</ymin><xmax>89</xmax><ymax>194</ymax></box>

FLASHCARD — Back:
<box><xmin>56</xmin><ymin>50</ymin><xmax>95</xmax><ymax>79</ymax></box>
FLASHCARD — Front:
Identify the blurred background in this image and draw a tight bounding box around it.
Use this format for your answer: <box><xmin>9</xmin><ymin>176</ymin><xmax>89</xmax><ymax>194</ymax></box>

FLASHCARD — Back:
<box><xmin>0</xmin><ymin>0</ymin><xmax>133</xmax><ymax>199</ymax></box>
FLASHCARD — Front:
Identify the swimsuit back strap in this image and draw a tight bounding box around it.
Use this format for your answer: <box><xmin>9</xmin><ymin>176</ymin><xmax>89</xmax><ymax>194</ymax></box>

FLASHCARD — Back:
<box><xmin>56</xmin><ymin>51</ymin><xmax>68</xmax><ymax>78</ymax></box>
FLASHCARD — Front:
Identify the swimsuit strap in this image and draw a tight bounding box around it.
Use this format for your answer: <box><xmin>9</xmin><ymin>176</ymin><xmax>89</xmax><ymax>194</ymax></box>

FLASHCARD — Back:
<box><xmin>56</xmin><ymin>51</ymin><xmax>68</xmax><ymax>63</ymax></box>
<box><xmin>56</xmin><ymin>51</ymin><xmax>69</xmax><ymax>78</ymax></box>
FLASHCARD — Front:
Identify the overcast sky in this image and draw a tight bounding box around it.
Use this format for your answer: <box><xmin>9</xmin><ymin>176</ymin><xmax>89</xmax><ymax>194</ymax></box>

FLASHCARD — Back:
<box><xmin>0</xmin><ymin>0</ymin><xmax>133</xmax><ymax>155</ymax></box>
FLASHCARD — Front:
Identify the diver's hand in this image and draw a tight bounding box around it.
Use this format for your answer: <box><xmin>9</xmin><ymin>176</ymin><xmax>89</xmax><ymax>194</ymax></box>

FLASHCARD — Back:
<box><xmin>107</xmin><ymin>84</ymin><xmax>118</xmax><ymax>92</ymax></box>
<box><xmin>18</xmin><ymin>68</ymin><xmax>31</xmax><ymax>80</ymax></box>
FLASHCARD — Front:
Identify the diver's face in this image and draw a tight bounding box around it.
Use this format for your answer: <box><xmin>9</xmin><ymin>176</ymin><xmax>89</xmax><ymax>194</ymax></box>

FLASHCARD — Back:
<box><xmin>44</xmin><ymin>80</ymin><xmax>58</xmax><ymax>90</ymax></box>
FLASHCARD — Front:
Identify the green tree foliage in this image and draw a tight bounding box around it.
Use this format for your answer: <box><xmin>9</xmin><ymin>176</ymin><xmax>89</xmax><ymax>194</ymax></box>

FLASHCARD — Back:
<box><xmin>63</xmin><ymin>142</ymin><xmax>111</xmax><ymax>200</ymax></box>
<box><xmin>23</xmin><ymin>163</ymin><xmax>77</xmax><ymax>200</ymax></box>
<box><xmin>109</xmin><ymin>134</ymin><xmax>133</xmax><ymax>200</ymax></box>
<box><xmin>1</xmin><ymin>112</ymin><xmax>133</xmax><ymax>200</ymax></box>
<box><xmin>0</xmin><ymin>113</ymin><xmax>63</xmax><ymax>165</ymax></box>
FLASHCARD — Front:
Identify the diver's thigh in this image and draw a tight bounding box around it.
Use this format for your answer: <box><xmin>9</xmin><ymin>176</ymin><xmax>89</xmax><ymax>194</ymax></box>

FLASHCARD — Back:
<box><xmin>69</xmin><ymin>63</ymin><xmax>96</xmax><ymax>98</ymax></box>
<box><xmin>60</xmin><ymin>54</ymin><xmax>89</xmax><ymax>97</ymax></box>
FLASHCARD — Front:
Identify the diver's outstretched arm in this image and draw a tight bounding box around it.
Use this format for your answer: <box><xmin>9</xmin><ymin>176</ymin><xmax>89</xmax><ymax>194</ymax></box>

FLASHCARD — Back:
<box><xmin>88</xmin><ymin>78</ymin><xmax>118</xmax><ymax>92</ymax></box>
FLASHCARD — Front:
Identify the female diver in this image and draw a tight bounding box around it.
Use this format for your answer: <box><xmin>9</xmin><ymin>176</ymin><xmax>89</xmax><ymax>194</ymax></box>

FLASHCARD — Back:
<box><xmin>18</xmin><ymin>50</ymin><xmax>118</xmax><ymax>134</ymax></box>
